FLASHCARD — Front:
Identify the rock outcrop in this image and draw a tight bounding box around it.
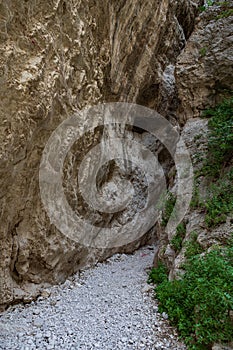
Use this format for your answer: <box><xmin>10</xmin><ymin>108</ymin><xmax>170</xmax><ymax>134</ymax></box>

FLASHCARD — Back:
<box><xmin>176</xmin><ymin>2</ymin><xmax>233</xmax><ymax>122</ymax></box>
<box><xmin>0</xmin><ymin>0</ymin><xmax>202</xmax><ymax>308</ymax></box>
<box><xmin>153</xmin><ymin>1</ymin><xmax>233</xmax><ymax>277</ymax></box>
<box><xmin>153</xmin><ymin>117</ymin><xmax>233</xmax><ymax>276</ymax></box>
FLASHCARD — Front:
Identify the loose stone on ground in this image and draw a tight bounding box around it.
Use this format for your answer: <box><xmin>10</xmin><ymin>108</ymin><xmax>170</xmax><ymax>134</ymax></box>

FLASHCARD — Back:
<box><xmin>0</xmin><ymin>246</ymin><xmax>186</xmax><ymax>350</ymax></box>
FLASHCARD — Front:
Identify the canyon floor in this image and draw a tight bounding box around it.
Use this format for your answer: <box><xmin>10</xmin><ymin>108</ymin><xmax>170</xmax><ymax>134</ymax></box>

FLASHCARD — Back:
<box><xmin>0</xmin><ymin>246</ymin><xmax>186</xmax><ymax>350</ymax></box>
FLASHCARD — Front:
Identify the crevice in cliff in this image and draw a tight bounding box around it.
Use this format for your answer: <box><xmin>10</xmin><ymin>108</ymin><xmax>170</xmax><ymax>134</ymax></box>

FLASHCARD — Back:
<box><xmin>135</xmin><ymin>1</ymin><xmax>203</xmax><ymax>116</ymax></box>
<box><xmin>10</xmin><ymin>221</ymin><xmax>22</xmax><ymax>283</ymax></box>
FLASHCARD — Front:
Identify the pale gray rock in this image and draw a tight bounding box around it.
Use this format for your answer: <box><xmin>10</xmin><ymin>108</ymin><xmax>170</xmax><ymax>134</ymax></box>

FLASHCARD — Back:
<box><xmin>154</xmin><ymin>117</ymin><xmax>233</xmax><ymax>281</ymax></box>
<box><xmin>176</xmin><ymin>4</ymin><xmax>233</xmax><ymax>122</ymax></box>
<box><xmin>212</xmin><ymin>344</ymin><xmax>233</xmax><ymax>350</ymax></box>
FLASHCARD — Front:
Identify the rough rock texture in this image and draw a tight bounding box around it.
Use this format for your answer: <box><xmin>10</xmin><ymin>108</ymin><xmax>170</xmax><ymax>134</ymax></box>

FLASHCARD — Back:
<box><xmin>176</xmin><ymin>3</ymin><xmax>233</xmax><ymax>122</ymax></box>
<box><xmin>0</xmin><ymin>0</ymin><xmax>110</xmax><ymax>309</ymax></box>
<box><xmin>108</xmin><ymin>0</ymin><xmax>201</xmax><ymax>113</ymax></box>
<box><xmin>0</xmin><ymin>0</ymin><xmax>202</xmax><ymax>308</ymax></box>
<box><xmin>153</xmin><ymin>117</ymin><xmax>233</xmax><ymax>277</ymax></box>
<box><xmin>153</xmin><ymin>2</ymin><xmax>233</xmax><ymax>277</ymax></box>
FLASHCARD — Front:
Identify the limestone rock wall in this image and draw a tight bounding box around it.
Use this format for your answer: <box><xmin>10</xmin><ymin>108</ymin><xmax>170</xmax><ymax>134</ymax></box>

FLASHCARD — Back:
<box><xmin>153</xmin><ymin>117</ymin><xmax>233</xmax><ymax>283</ymax></box>
<box><xmin>0</xmin><ymin>0</ymin><xmax>109</xmax><ymax>308</ymax></box>
<box><xmin>109</xmin><ymin>0</ymin><xmax>201</xmax><ymax>114</ymax></box>
<box><xmin>176</xmin><ymin>3</ymin><xmax>233</xmax><ymax>122</ymax></box>
<box><xmin>153</xmin><ymin>2</ymin><xmax>233</xmax><ymax>275</ymax></box>
<box><xmin>0</xmin><ymin>0</ymin><xmax>202</xmax><ymax>308</ymax></box>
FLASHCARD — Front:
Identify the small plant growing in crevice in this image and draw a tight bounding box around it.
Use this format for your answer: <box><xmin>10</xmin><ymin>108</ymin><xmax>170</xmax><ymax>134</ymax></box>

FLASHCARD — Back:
<box><xmin>161</xmin><ymin>192</ymin><xmax>176</xmax><ymax>227</ymax></box>
<box><xmin>171</xmin><ymin>222</ymin><xmax>186</xmax><ymax>253</ymax></box>
<box><xmin>190</xmin><ymin>179</ymin><xmax>203</xmax><ymax>209</ymax></box>
<box><xmin>198</xmin><ymin>0</ymin><xmax>215</xmax><ymax>11</ymax></box>
<box><xmin>199</xmin><ymin>47</ymin><xmax>207</xmax><ymax>57</ymax></box>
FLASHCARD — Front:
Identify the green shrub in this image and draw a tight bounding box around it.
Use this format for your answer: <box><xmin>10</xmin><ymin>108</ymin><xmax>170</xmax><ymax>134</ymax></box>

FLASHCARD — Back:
<box><xmin>204</xmin><ymin>170</ymin><xmax>233</xmax><ymax>227</ymax></box>
<box><xmin>184</xmin><ymin>232</ymin><xmax>204</xmax><ymax>259</ymax></box>
<box><xmin>171</xmin><ymin>223</ymin><xmax>186</xmax><ymax>253</ymax></box>
<box><xmin>193</xmin><ymin>98</ymin><xmax>233</xmax><ymax>227</ymax></box>
<box><xmin>161</xmin><ymin>192</ymin><xmax>176</xmax><ymax>227</ymax></box>
<box><xmin>201</xmin><ymin>98</ymin><xmax>233</xmax><ymax>178</ymax></box>
<box><xmin>148</xmin><ymin>261</ymin><xmax>168</xmax><ymax>285</ymax></box>
<box><xmin>154</xmin><ymin>247</ymin><xmax>233</xmax><ymax>350</ymax></box>
<box><xmin>149</xmin><ymin>98</ymin><xmax>233</xmax><ymax>349</ymax></box>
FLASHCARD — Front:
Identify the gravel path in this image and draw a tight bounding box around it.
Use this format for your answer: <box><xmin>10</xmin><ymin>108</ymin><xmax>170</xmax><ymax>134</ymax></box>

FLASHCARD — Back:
<box><xmin>0</xmin><ymin>246</ymin><xmax>186</xmax><ymax>350</ymax></box>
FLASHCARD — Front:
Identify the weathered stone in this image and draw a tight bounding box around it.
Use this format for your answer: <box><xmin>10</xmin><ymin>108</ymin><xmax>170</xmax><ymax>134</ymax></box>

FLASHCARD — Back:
<box><xmin>155</xmin><ymin>116</ymin><xmax>233</xmax><ymax>279</ymax></box>
<box><xmin>0</xmin><ymin>0</ymin><xmax>202</xmax><ymax>308</ymax></box>
<box><xmin>176</xmin><ymin>4</ymin><xmax>233</xmax><ymax>122</ymax></box>
<box><xmin>212</xmin><ymin>343</ymin><xmax>233</xmax><ymax>350</ymax></box>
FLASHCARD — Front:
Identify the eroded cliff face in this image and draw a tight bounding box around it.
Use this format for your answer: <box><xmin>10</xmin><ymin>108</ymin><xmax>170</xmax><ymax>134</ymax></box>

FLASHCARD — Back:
<box><xmin>108</xmin><ymin>0</ymin><xmax>199</xmax><ymax>110</ymax></box>
<box><xmin>0</xmin><ymin>0</ymin><xmax>109</xmax><ymax>308</ymax></box>
<box><xmin>0</xmin><ymin>0</ymin><xmax>203</xmax><ymax>308</ymax></box>
<box><xmin>176</xmin><ymin>3</ymin><xmax>233</xmax><ymax>122</ymax></box>
<box><xmin>153</xmin><ymin>117</ymin><xmax>233</xmax><ymax>278</ymax></box>
<box><xmin>153</xmin><ymin>2</ymin><xmax>233</xmax><ymax>275</ymax></box>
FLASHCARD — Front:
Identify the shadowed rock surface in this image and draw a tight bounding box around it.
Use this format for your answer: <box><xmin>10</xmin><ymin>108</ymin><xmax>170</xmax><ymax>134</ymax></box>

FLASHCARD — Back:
<box><xmin>0</xmin><ymin>0</ymin><xmax>204</xmax><ymax>308</ymax></box>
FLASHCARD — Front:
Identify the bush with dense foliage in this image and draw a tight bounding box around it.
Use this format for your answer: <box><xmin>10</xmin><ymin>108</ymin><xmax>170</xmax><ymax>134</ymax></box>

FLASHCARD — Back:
<box><xmin>202</xmin><ymin>97</ymin><xmax>233</xmax><ymax>178</ymax></box>
<box><xmin>193</xmin><ymin>98</ymin><xmax>233</xmax><ymax>227</ymax></box>
<box><xmin>149</xmin><ymin>98</ymin><xmax>233</xmax><ymax>349</ymax></box>
<box><xmin>149</xmin><ymin>246</ymin><xmax>233</xmax><ymax>349</ymax></box>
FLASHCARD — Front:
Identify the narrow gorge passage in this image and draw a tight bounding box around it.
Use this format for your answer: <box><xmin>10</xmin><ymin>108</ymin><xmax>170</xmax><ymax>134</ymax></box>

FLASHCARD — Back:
<box><xmin>0</xmin><ymin>246</ymin><xmax>185</xmax><ymax>350</ymax></box>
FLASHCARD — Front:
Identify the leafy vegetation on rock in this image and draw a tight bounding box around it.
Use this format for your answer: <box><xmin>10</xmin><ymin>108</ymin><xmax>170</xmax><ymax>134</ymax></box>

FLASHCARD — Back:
<box><xmin>184</xmin><ymin>232</ymin><xmax>204</xmax><ymax>259</ymax></box>
<box><xmin>171</xmin><ymin>223</ymin><xmax>186</xmax><ymax>253</ymax></box>
<box><xmin>198</xmin><ymin>0</ymin><xmax>214</xmax><ymax>12</ymax></box>
<box><xmin>204</xmin><ymin>169</ymin><xmax>233</xmax><ymax>227</ymax></box>
<box><xmin>149</xmin><ymin>97</ymin><xmax>233</xmax><ymax>349</ymax></box>
<box><xmin>149</xmin><ymin>246</ymin><xmax>233</xmax><ymax>350</ymax></box>
<box><xmin>161</xmin><ymin>192</ymin><xmax>176</xmax><ymax>227</ymax></box>
<box><xmin>192</xmin><ymin>98</ymin><xmax>233</xmax><ymax>227</ymax></box>
<box><xmin>198</xmin><ymin>0</ymin><xmax>233</xmax><ymax>21</ymax></box>
<box><xmin>201</xmin><ymin>97</ymin><xmax>233</xmax><ymax>178</ymax></box>
<box><xmin>199</xmin><ymin>0</ymin><xmax>233</xmax><ymax>13</ymax></box>
<box><xmin>216</xmin><ymin>8</ymin><xmax>233</xmax><ymax>18</ymax></box>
